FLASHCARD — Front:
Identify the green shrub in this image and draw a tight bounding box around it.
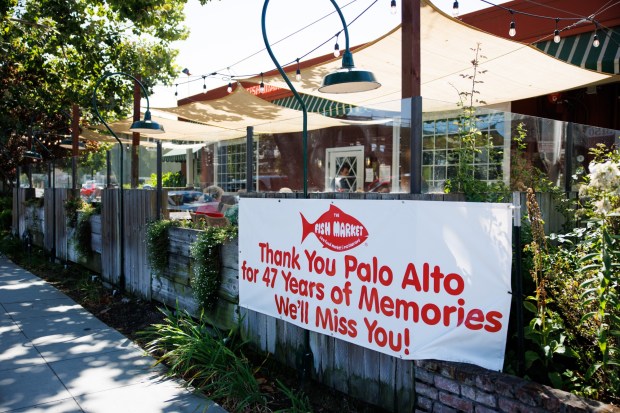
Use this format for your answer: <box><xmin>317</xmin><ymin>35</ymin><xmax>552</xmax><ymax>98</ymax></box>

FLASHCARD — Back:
<box><xmin>141</xmin><ymin>307</ymin><xmax>266</xmax><ymax>411</ymax></box>
<box><xmin>145</xmin><ymin>219</ymin><xmax>179</xmax><ymax>277</ymax></box>
<box><xmin>150</xmin><ymin>171</ymin><xmax>184</xmax><ymax>188</ymax></box>
<box><xmin>190</xmin><ymin>225</ymin><xmax>237</xmax><ymax>311</ymax></box>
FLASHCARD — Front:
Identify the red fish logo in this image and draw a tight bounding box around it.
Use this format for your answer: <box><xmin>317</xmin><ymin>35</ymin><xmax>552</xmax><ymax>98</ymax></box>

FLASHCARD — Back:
<box><xmin>300</xmin><ymin>204</ymin><xmax>368</xmax><ymax>252</ymax></box>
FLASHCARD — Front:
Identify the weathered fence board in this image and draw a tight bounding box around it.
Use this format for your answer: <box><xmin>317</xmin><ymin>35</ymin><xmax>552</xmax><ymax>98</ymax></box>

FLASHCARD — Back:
<box><xmin>101</xmin><ymin>189</ymin><xmax>120</xmax><ymax>286</ymax></box>
<box><xmin>123</xmin><ymin>189</ymin><xmax>157</xmax><ymax>299</ymax></box>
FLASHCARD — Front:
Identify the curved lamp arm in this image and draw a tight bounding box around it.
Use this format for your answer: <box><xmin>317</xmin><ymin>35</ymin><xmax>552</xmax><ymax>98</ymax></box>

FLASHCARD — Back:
<box><xmin>261</xmin><ymin>1</ymin><xmax>309</xmax><ymax>197</ymax></box>
<box><xmin>92</xmin><ymin>72</ymin><xmax>164</xmax><ymax>142</ymax></box>
<box><xmin>261</xmin><ymin>1</ymin><xmax>379</xmax><ymax>197</ymax></box>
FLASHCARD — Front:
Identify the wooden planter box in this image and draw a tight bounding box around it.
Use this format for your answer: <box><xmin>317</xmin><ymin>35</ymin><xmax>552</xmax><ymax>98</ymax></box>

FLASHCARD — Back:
<box><xmin>151</xmin><ymin>227</ymin><xmax>239</xmax><ymax>330</ymax></box>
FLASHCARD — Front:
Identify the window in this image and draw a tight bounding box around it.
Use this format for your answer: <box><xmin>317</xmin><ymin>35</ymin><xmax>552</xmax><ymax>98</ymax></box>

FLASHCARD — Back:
<box><xmin>422</xmin><ymin>111</ymin><xmax>509</xmax><ymax>193</ymax></box>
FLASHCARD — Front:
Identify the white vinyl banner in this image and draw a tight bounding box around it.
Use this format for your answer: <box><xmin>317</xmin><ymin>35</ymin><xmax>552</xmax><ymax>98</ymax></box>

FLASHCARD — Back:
<box><xmin>239</xmin><ymin>199</ymin><xmax>513</xmax><ymax>371</ymax></box>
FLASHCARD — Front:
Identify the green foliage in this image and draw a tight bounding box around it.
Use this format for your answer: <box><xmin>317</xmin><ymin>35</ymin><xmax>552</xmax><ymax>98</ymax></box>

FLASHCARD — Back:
<box><xmin>74</xmin><ymin>203</ymin><xmax>98</xmax><ymax>259</ymax></box>
<box><xmin>64</xmin><ymin>196</ymin><xmax>83</xmax><ymax>228</ymax></box>
<box><xmin>153</xmin><ymin>171</ymin><xmax>184</xmax><ymax>188</ymax></box>
<box><xmin>274</xmin><ymin>379</ymin><xmax>313</xmax><ymax>413</ymax></box>
<box><xmin>443</xmin><ymin>44</ymin><xmax>509</xmax><ymax>202</ymax></box>
<box><xmin>141</xmin><ymin>306</ymin><xmax>267</xmax><ymax>412</ymax></box>
<box><xmin>516</xmin><ymin>147</ymin><xmax>620</xmax><ymax>403</ymax></box>
<box><xmin>190</xmin><ymin>226</ymin><xmax>238</xmax><ymax>311</ymax></box>
<box><xmin>0</xmin><ymin>194</ymin><xmax>12</xmax><ymax>232</ymax></box>
<box><xmin>145</xmin><ymin>219</ymin><xmax>179</xmax><ymax>277</ymax></box>
<box><xmin>0</xmin><ymin>0</ymin><xmax>195</xmax><ymax>188</ymax></box>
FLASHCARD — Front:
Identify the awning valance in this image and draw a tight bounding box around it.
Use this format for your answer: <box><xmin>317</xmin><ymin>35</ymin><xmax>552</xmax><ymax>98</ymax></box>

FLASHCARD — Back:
<box><xmin>535</xmin><ymin>26</ymin><xmax>620</xmax><ymax>75</ymax></box>
<box><xmin>162</xmin><ymin>143</ymin><xmax>205</xmax><ymax>162</ymax></box>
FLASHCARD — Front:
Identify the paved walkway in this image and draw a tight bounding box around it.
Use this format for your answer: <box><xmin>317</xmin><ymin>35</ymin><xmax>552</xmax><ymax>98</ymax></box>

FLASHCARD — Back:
<box><xmin>0</xmin><ymin>255</ymin><xmax>226</xmax><ymax>413</ymax></box>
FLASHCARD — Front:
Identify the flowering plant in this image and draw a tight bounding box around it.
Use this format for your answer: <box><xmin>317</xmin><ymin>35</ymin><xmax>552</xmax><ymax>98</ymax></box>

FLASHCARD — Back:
<box><xmin>579</xmin><ymin>151</ymin><xmax>620</xmax><ymax>217</ymax></box>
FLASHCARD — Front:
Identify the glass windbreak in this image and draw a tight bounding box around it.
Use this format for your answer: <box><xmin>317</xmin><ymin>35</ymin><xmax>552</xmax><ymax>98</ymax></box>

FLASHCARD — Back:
<box><xmin>16</xmin><ymin>103</ymin><xmax>618</xmax><ymax>200</ymax></box>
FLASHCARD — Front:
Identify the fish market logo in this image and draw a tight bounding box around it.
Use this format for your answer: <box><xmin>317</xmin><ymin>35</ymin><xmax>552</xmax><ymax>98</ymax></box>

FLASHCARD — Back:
<box><xmin>300</xmin><ymin>204</ymin><xmax>368</xmax><ymax>252</ymax></box>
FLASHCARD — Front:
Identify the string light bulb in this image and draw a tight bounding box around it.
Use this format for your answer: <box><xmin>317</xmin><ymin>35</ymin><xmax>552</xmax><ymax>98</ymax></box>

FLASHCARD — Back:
<box><xmin>593</xmin><ymin>33</ymin><xmax>600</xmax><ymax>47</ymax></box>
<box><xmin>259</xmin><ymin>73</ymin><xmax>265</xmax><ymax>94</ymax></box>
<box><xmin>553</xmin><ymin>18</ymin><xmax>561</xmax><ymax>43</ymax></box>
<box><xmin>390</xmin><ymin>0</ymin><xmax>396</xmax><ymax>15</ymax></box>
<box><xmin>174</xmin><ymin>84</ymin><xmax>178</xmax><ymax>97</ymax></box>
<box><xmin>452</xmin><ymin>1</ymin><xmax>459</xmax><ymax>17</ymax></box>
<box><xmin>508</xmin><ymin>11</ymin><xmax>516</xmax><ymax>37</ymax></box>
<box><xmin>202</xmin><ymin>76</ymin><xmax>207</xmax><ymax>94</ymax></box>
<box><xmin>227</xmin><ymin>82</ymin><xmax>233</xmax><ymax>93</ymax></box>
<box><xmin>333</xmin><ymin>33</ymin><xmax>340</xmax><ymax>58</ymax></box>
<box><xmin>295</xmin><ymin>58</ymin><xmax>301</xmax><ymax>82</ymax></box>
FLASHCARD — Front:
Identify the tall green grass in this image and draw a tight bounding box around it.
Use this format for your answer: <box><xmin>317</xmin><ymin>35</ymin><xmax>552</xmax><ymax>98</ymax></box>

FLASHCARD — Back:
<box><xmin>141</xmin><ymin>307</ymin><xmax>268</xmax><ymax>412</ymax></box>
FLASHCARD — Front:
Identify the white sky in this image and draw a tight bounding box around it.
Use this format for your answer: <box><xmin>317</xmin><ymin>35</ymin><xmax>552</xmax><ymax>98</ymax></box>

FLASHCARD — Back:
<box><xmin>150</xmin><ymin>0</ymin><xmax>509</xmax><ymax>108</ymax></box>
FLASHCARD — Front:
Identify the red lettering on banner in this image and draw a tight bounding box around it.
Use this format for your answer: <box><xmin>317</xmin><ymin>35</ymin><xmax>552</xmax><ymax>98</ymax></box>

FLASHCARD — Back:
<box><xmin>344</xmin><ymin>255</ymin><xmax>393</xmax><ymax>285</ymax></box>
<box><xmin>401</xmin><ymin>263</ymin><xmax>464</xmax><ymax>295</ymax></box>
<box><xmin>364</xmin><ymin>318</ymin><xmax>409</xmax><ymax>353</ymax></box>
<box><xmin>484</xmin><ymin>311</ymin><xmax>503</xmax><ymax>333</ymax></box>
<box><xmin>315</xmin><ymin>306</ymin><xmax>358</xmax><ymax>338</ymax></box>
<box><xmin>259</xmin><ymin>242</ymin><xmax>301</xmax><ymax>269</ymax></box>
<box><xmin>241</xmin><ymin>260</ymin><xmax>259</xmax><ymax>282</ymax></box>
<box><xmin>281</xmin><ymin>270</ymin><xmax>325</xmax><ymax>300</ymax></box>
<box><xmin>465</xmin><ymin>309</ymin><xmax>485</xmax><ymax>330</ymax></box>
<box><xmin>274</xmin><ymin>294</ymin><xmax>298</xmax><ymax>320</ymax></box>
<box><xmin>357</xmin><ymin>286</ymin><xmax>503</xmax><ymax>331</ymax></box>
<box><xmin>304</xmin><ymin>250</ymin><xmax>336</xmax><ymax>276</ymax></box>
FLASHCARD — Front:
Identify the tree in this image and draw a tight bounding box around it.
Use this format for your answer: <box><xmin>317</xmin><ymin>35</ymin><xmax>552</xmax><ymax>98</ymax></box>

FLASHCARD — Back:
<box><xmin>0</xmin><ymin>0</ymin><xmax>211</xmax><ymax>189</ymax></box>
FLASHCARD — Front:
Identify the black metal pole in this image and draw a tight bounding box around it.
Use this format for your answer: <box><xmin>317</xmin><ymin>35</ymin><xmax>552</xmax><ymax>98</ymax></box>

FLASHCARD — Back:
<box><xmin>262</xmin><ymin>1</ymin><xmax>307</xmax><ymax>197</ymax></box>
<box><xmin>246</xmin><ymin>126</ymin><xmax>254</xmax><ymax>192</ymax></box>
<box><xmin>410</xmin><ymin>96</ymin><xmax>423</xmax><ymax>194</ymax></box>
<box><xmin>106</xmin><ymin>150</ymin><xmax>111</xmax><ymax>188</ymax></box>
<box><xmin>51</xmin><ymin>159</ymin><xmax>56</xmax><ymax>261</ymax></box>
<box><xmin>564</xmin><ymin>124</ymin><xmax>574</xmax><ymax>196</ymax></box>
<box><xmin>512</xmin><ymin>192</ymin><xmax>524</xmax><ymax>376</ymax></box>
<box><xmin>156</xmin><ymin>141</ymin><xmax>162</xmax><ymax>220</ymax></box>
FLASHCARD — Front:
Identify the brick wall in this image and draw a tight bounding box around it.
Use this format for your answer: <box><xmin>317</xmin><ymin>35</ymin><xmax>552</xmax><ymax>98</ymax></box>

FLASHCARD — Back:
<box><xmin>414</xmin><ymin>360</ymin><xmax>620</xmax><ymax>413</ymax></box>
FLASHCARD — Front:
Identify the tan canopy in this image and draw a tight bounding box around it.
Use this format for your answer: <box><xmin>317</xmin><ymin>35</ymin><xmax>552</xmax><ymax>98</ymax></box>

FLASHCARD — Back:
<box><xmin>153</xmin><ymin>86</ymin><xmax>355</xmax><ymax>134</ymax></box>
<box><xmin>249</xmin><ymin>0</ymin><xmax>614</xmax><ymax>112</ymax></box>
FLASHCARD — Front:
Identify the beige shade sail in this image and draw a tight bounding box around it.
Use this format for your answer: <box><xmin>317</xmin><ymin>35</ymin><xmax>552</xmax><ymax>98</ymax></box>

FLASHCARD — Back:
<box><xmin>93</xmin><ymin>113</ymin><xmax>246</xmax><ymax>143</ymax></box>
<box><xmin>153</xmin><ymin>86</ymin><xmax>355</xmax><ymax>134</ymax></box>
<box><xmin>250</xmin><ymin>0</ymin><xmax>614</xmax><ymax>112</ymax></box>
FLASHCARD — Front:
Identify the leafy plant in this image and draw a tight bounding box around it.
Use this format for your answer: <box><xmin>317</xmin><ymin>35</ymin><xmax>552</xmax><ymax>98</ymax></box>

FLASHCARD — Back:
<box><xmin>64</xmin><ymin>196</ymin><xmax>83</xmax><ymax>228</ymax></box>
<box><xmin>145</xmin><ymin>219</ymin><xmax>179</xmax><ymax>277</ymax></box>
<box><xmin>443</xmin><ymin>43</ymin><xmax>509</xmax><ymax>202</ymax></box>
<box><xmin>274</xmin><ymin>379</ymin><xmax>313</xmax><ymax>413</ymax></box>
<box><xmin>141</xmin><ymin>306</ymin><xmax>267</xmax><ymax>412</ymax></box>
<box><xmin>74</xmin><ymin>203</ymin><xmax>98</xmax><ymax>259</ymax></box>
<box><xmin>151</xmin><ymin>171</ymin><xmax>184</xmax><ymax>188</ymax></box>
<box><xmin>190</xmin><ymin>225</ymin><xmax>238</xmax><ymax>311</ymax></box>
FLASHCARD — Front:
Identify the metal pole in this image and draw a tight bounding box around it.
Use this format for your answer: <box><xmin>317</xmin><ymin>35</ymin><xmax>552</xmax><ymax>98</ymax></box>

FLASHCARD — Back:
<box><xmin>156</xmin><ymin>141</ymin><xmax>162</xmax><ymax>220</ymax></box>
<box><xmin>71</xmin><ymin>104</ymin><xmax>79</xmax><ymax>189</ymax></box>
<box><xmin>410</xmin><ymin>97</ymin><xmax>423</xmax><ymax>194</ymax></box>
<box><xmin>262</xmin><ymin>1</ymin><xmax>307</xmax><ymax>197</ymax></box>
<box><xmin>512</xmin><ymin>191</ymin><xmax>524</xmax><ymax>376</ymax></box>
<box><xmin>51</xmin><ymin>159</ymin><xmax>56</xmax><ymax>261</ymax></box>
<box><xmin>106</xmin><ymin>150</ymin><xmax>112</xmax><ymax>188</ymax></box>
<box><xmin>564</xmin><ymin>124</ymin><xmax>574</xmax><ymax>196</ymax></box>
<box><xmin>246</xmin><ymin>126</ymin><xmax>254</xmax><ymax>192</ymax></box>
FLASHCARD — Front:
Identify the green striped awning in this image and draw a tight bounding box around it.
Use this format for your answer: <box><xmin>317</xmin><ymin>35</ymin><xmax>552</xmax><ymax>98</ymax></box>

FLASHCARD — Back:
<box><xmin>535</xmin><ymin>26</ymin><xmax>620</xmax><ymax>74</ymax></box>
<box><xmin>272</xmin><ymin>94</ymin><xmax>355</xmax><ymax>117</ymax></box>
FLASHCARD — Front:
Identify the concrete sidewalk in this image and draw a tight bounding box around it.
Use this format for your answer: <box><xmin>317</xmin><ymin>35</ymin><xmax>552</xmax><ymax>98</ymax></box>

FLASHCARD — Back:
<box><xmin>0</xmin><ymin>255</ymin><xmax>226</xmax><ymax>413</ymax></box>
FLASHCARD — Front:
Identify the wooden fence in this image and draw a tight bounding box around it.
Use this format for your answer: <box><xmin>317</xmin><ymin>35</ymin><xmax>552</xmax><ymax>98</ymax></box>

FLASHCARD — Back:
<box><xmin>13</xmin><ymin>187</ymin><xmax>573</xmax><ymax>412</ymax></box>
